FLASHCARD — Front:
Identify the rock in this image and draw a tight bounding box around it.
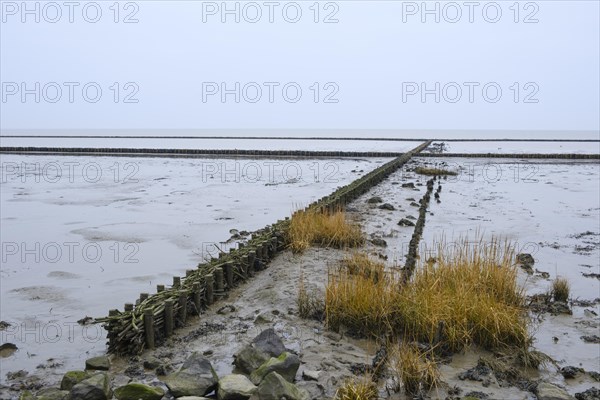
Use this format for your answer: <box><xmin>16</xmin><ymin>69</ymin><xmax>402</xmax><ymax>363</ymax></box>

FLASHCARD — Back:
<box><xmin>177</xmin><ymin>398</ymin><xmax>210</xmax><ymax>400</ymax></box>
<box><xmin>163</xmin><ymin>353</ymin><xmax>218</xmax><ymax>397</ymax></box>
<box><xmin>250</xmin><ymin>352</ymin><xmax>300</xmax><ymax>385</ymax></box>
<box><xmin>370</xmin><ymin>238</ymin><xmax>387</xmax><ymax>247</ymax></box>
<box><xmin>301</xmin><ymin>370</ymin><xmax>320</xmax><ymax>382</ymax></box>
<box><xmin>217</xmin><ymin>374</ymin><xmax>257</xmax><ymax>400</ymax></box>
<box><xmin>410</xmin><ymin>202</ymin><xmax>420</xmax><ymax>207</ymax></box>
<box><xmin>561</xmin><ymin>366</ymin><xmax>584</xmax><ymax>379</ymax></box>
<box><xmin>581</xmin><ymin>335</ymin><xmax>600</xmax><ymax>344</ymax></box>
<box><xmin>459</xmin><ymin>362</ymin><xmax>492</xmax><ymax>387</ymax></box>
<box><xmin>69</xmin><ymin>372</ymin><xmax>112</xmax><ymax>400</ymax></box>
<box><xmin>254</xmin><ymin>312</ymin><xmax>274</xmax><ymax>325</ymax></box>
<box><xmin>234</xmin><ymin>328</ymin><xmax>286</xmax><ymax>374</ymax></box>
<box><xmin>36</xmin><ymin>388</ymin><xmax>69</xmax><ymax>400</ymax></box>
<box><xmin>19</xmin><ymin>391</ymin><xmax>36</xmax><ymax>400</ymax></box>
<box><xmin>366</xmin><ymin>196</ymin><xmax>383</xmax><ymax>204</ymax></box>
<box><xmin>143</xmin><ymin>356</ymin><xmax>162</xmax><ymax>370</ymax></box>
<box><xmin>85</xmin><ymin>356</ymin><xmax>110</xmax><ymax>371</ymax></box>
<box><xmin>398</xmin><ymin>218</ymin><xmax>416</xmax><ymax>227</ymax></box>
<box><xmin>537</xmin><ymin>382</ymin><xmax>574</xmax><ymax>400</ymax></box>
<box><xmin>378</xmin><ymin>203</ymin><xmax>395</xmax><ymax>211</ymax></box>
<box><xmin>114</xmin><ymin>383</ymin><xmax>164</xmax><ymax>400</ymax></box>
<box><xmin>60</xmin><ymin>371</ymin><xmax>89</xmax><ymax>391</ymax></box>
<box><xmin>516</xmin><ymin>253</ymin><xmax>535</xmax><ymax>265</ymax></box>
<box><xmin>256</xmin><ymin>372</ymin><xmax>309</xmax><ymax>400</ymax></box>
<box><xmin>463</xmin><ymin>392</ymin><xmax>489</xmax><ymax>399</ymax></box>
<box><xmin>575</xmin><ymin>387</ymin><xmax>600</xmax><ymax>400</ymax></box>
<box><xmin>401</xmin><ymin>183</ymin><xmax>415</xmax><ymax>188</ymax></box>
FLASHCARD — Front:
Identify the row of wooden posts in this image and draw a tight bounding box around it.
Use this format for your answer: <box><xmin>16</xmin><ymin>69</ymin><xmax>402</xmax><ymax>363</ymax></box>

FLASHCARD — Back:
<box><xmin>96</xmin><ymin>141</ymin><xmax>433</xmax><ymax>355</ymax></box>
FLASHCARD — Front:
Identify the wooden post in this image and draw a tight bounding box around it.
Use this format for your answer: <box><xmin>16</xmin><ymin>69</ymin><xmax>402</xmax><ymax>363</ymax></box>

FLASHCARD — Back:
<box><xmin>144</xmin><ymin>309</ymin><xmax>155</xmax><ymax>349</ymax></box>
<box><xmin>224</xmin><ymin>262</ymin><xmax>234</xmax><ymax>288</ymax></box>
<box><xmin>124</xmin><ymin>303</ymin><xmax>134</xmax><ymax>312</ymax></box>
<box><xmin>192</xmin><ymin>283</ymin><xmax>202</xmax><ymax>315</ymax></box>
<box><xmin>205</xmin><ymin>274</ymin><xmax>214</xmax><ymax>305</ymax></box>
<box><xmin>178</xmin><ymin>292</ymin><xmax>187</xmax><ymax>324</ymax></box>
<box><xmin>248</xmin><ymin>251</ymin><xmax>256</xmax><ymax>274</ymax></box>
<box><xmin>157</xmin><ymin>284</ymin><xmax>165</xmax><ymax>293</ymax></box>
<box><xmin>164</xmin><ymin>299</ymin><xmax>174</xmax><ymax>337</ymax></box>
<box><xmin>215</xmin><ymin>267</ymin><xmax>224</xmax><ymax>292</ymax></box>
<box><xmin>173</xmin><ymin>276</ymin><xmax>181</xmax><ymax>288</ymax></box>
<box><xmin>140</xmin><ymin>293</ymin><xmax>149</xmax><ymax>303</ymax></box>
<box><xmin>241</xmin><ymin>255</ymin><xmax>249</xmax><ymax>277</ymax></box>
<box><xmin>186</xmin><ymin>269</ymin><xmax>193</xmax><ymax>277</ymax></box>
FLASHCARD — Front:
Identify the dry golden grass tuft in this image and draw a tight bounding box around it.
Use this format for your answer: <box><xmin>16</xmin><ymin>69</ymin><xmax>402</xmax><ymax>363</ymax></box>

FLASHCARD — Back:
<box><xmin>334</xmin><ymin>377</ymin><xmax>378</xmax><ymax>400</ymax></box>
<box><xmin>340</xmin><ymin>252</ymin><xmax>385</xmax><ymax>282</ymax></box>
<box><xmin>288</xmin><ymin>210</ymin><xmax>364</xmax><ymax>253</ymax></box>
<box><xmin>552</xmin><ymin>277</ymin><xmax>570</xmax><ymax>302</ymax></box>
<box><xmin>297</xmin><ymin>274</ymin><xmax>325</xmax><ymax>320</ymax></box>
<box><xmin>414</xmin><ymin>166</ymin><xmax>458</xmax><ymax>176</ymax></box>
<box><xmin>326</xmin><ymin>238</ymin><xmax>530</xmax><ymax>351</ymax></box>
<box><xmin>388</xmin><ymin>343</ymin><xmax>439</xmax><ymax>395</ymax></box>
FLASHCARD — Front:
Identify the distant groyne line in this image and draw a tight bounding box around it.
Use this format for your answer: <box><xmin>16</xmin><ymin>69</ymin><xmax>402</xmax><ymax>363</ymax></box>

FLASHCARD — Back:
<box><xmin>1</xmin><ymin>135</ymin><xmax>599</xmax><ymax>142</ymax></box>
<box><xmin>0</xmin><ymin>146</ymin><xmax>598</xmax><ymax>160</ymax></box>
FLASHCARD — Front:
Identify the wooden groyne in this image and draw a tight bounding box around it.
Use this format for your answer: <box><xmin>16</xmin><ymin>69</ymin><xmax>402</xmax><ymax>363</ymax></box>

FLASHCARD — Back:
<box><xmin>94</xmin><ymin>141</ymin><xmax>432</xmax><ymax>355</ymax></box>
<box><xmin>1</xmin><ymin>146</ymin><xmax>597</xmax><ymax>159</ymax></box>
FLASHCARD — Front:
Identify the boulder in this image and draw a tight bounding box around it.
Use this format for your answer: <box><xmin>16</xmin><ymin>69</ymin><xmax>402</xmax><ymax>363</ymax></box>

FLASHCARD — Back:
<box><xmin>516</xmin><ymin>253</ymin><xmax>535</xmax><ymax>265</ymax></box>
<box><xmin>575</xmin><ymin>387</ymin><xmax>600</xmax><ymax>400</ymax></box>
<box><xmin>217</xmin><ymin>374</ymin><xmax>257</xmax><ymax>400</ymax></box>
<box><xmin>537</xmin><ymin>382</ymin><xmax>574</xmax><ymax>400</ymax></box>
<box><xmin>69</xmin><ymin>372</ymin><xmax>111</xmax><ymax>400</ymax></box>
<box><xmin>250</xmin><ymin>352</ymin><xmax>300</xmax><ymax>385</ymax></box>
<box><xmin>36</xmin><ymin>388</ymin><xmax>69</xmax><ymax>400</ymax></box>
<box><xmin>398</xmin><ymin>218</ymin><xmax>416</xmax><ymax>227</ymax></box>
<box><xmin>114</xmin><ymin>383</ymin><xmax>164</xmax><ymax>400</ymax></box>
<box><xmin>256</xmin><ymin>372</ymin><xmax>309</xmax><ymax>400</ymax></box>
<box><xmin>378</xmin><ymin>203</ymin><xmax>395</xmax><ymax>211</ymax></box>
<box><xmin>233</xmin><ymin>329</ymin><xmax>286</xmax><ymax>374</ymax></box>
<box><xmin>19</xmin><ymin>391</ymin><xmax>36</xmax><ymax>400</ymax></box>
<box><xmin>85</xmin><ymin>356</ymin><xmax>110</xmax><ymax>371</ymax></box>
<box><xmin>366</xmin><ymin>196</ymin><xmax>383</xmax><ymax>204</ymax></box>
<box><xmin>60</xmin><ymin>371</ymin><xmax>89</xmax><ymax>391</ymax></box>
<box><xmin>163</xmin><ymin>353</ymin><xmax>218</xmax><ymax>397</ymax></box>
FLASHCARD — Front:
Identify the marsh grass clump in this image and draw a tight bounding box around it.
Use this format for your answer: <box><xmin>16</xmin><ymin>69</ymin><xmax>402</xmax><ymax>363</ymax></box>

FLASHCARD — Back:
<box><xmin>414</xmin><ymin>166</ymin><xmax>458</xmax><ymax>176</ymax></box>
<box><xmin>298</xmin><ymin>275</ymin><xmax>325</xmax><ymax>321</ymax></box>
<box><xmin>552</xmin><ymin>277</ymin><xmax>570</xmax><ymax>302</ymax></box>
<box><xmin>288</xmin><ymin>210</ymin><xmax>364</xmax><ymax>253</ymax></box>
<box><xmin>340</xmin><ymin>253</ymin><xmax>385</xmax><ymax>282</ymax></box>
<box><xmin>335</xmin><ymin>377</ymin><xmax>378</xmax><ymax>400</ymax></box>
<box><xmin>388</xmin><ymin>343</ymin><xmax>439</xmax><ymax>395</ymax></box>
<box><xmin>326</xmin><ymin>238</ymin><xmax>530</xmax><ymax>351</ymax></box>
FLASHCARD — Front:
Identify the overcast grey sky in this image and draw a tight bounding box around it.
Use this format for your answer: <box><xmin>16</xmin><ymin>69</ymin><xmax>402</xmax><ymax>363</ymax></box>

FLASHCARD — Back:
<box><xmin>1</xmin><ymin>1</ymin><xmax>599</xmax><ymax>134</ymax></box>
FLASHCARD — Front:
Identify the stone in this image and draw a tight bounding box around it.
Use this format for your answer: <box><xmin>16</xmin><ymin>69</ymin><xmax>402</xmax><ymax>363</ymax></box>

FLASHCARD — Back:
<box><xmin>301</xmin><ymin>370</ymin><xmax>320</xmax><ymax>382</ymax></box>
<box><xmin>217</xmin><ymin>374</ymin><xmax>257</xmax><ymax>400</ymax></box>
<box><xmin>143</xmin><ymin>356</ymin><xmax>162</xmax><ymax>370</ymax></box>
<box><xmin>367</xmin><ymin>196</ymin><xmax>383</xmax><ymax>204</ymax></box>
<box><xmin>537</xmin><ymin>382</ymin><xmax>574</xmax><ymax>400</ymax></box>
<box><xmin>256</xmin><ymin>372</ymin><xmax>309</xmax><ymax>400</ymax></box>
<box><xmin>581</xmin><ymin>335</ymin><xmax>600</xmax><ymax>344</ymax></box>
<box><xmin>370</xmin><ymin>238</ymin><xmax>387</xmax><ymax>247</ymax></box>
<box><xmin>401</xmin><ymin>182</ymin><xmax>415</xmax><ymax>188</ymax></box>
<box><xmin>561</xmin><ymin>366</ymin><xmax>584</xmax><ymax>379</ymax></box>
<box><xmin>69</xmin><ymin>372</ymin><xmax>112</xmax><ymax>400</ymax></box>
<box><xmin>378</xmin><ymin>203</ymin><xmax>395</xmax><ymax>211</ymax></box>
<box><xmin>398</xmin><ymin>218</ymin><xmax>416</xmax><ymax>227</ymax></box>
<box><xmin>36</xmin><ymin>388</ymin><xmax>69</xmax><ymax>400</ymax></box>
<box><xmin>85</xmin><ymin>356</ymin><xmax>110</xmax><ymax>371</ymax></box>
<box><xmin>114</xmin><ymin>383</ymin><xmax>164</xmax><ymax>400</ymax></box>
<box><xmin>19</xmin><ymin>391</ymin><xmax>36</xmax><ymax>400</ymax></box>
<box><xmin>60</xmin><ymin>371</ymin><xmax>89</xmax><ymax>391</ymax></box>
<box><xmin>516</xmin><ymin>253</ymin><xmax>535</xmax><ymax>265</ymax></box>
<box><xmin>575</xmin><ymin>387</ymin><xmax>600</xmax><ymax>400</ymax></box>
<box><xmin>234</xmin><ymin>328</ymin><xmax>286</xmax><ymax>374</ymax></box>
<box><xmin>163</xmin><ymin>353</ymin><xmax>218</xmax><ymax>397</ymax></box>
<box><xmin>250</xmin><ymin>352</ymin><xmax>300</xmax><ymax>385</ymax></box>
<box><xmin>177</xmin><ymin>398</ymin><xmax>210</xmax><ymax>400</ymax></box>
